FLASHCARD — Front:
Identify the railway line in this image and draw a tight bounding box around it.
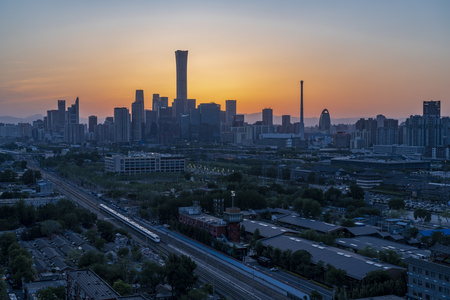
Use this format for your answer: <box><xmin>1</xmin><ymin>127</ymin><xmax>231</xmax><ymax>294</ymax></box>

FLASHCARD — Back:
<box><xmin>26</xmin><ymin>157</ymin><xmax>303</xmax><ymax>299</ymax></box>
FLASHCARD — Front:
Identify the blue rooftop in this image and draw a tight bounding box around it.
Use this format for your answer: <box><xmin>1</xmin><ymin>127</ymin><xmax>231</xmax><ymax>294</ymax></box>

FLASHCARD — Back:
<box><xmin>419</xmin><ymin>229</ymin><xmax>450</xmax><ymax>237</ymax></box>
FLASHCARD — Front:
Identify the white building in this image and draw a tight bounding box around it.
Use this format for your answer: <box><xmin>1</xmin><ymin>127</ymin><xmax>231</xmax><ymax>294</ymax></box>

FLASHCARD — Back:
<box><xmin>104</xmin><ymin>153</ymin><xmax>185</xmax><ymax>174</ymax></box>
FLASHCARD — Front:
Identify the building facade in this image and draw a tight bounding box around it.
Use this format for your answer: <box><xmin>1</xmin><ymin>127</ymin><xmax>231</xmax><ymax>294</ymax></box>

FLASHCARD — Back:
<box><xmin>104</xmin><ymin>153</ymin><xmax>185</xmax><ymax>174</ymax></box>
<box><xmin>405</xmin><ymin>257</ymin><xmax>450</xmax><ymax>300</ymax></box>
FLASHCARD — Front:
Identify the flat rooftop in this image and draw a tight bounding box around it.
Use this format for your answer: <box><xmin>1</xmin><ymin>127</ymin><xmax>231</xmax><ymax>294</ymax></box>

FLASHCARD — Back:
<box><xmin>262</xmin><ymin>235</ymin><xmax>404</xmax><ymax>281</ymax></box>
<box><xmin>241</xmin><ymin>219</ymin><xmax>298</xmax><ymax>238</ymax></box>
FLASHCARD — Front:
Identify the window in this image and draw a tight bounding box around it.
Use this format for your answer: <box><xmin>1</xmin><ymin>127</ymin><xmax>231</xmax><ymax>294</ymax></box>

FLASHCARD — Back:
<box><xmin>418</xmin><ymin>280</ymin><xmax>422</xmax><ymax>286</ymax></box>
<box><xmin>425</xmin><ymin>270</ymin><xmax>429</xmax><ymax>276</ymax></box>
<box><xmin>425</xmin><ymin>282</ymin><xmax>430</xmax><ymax>288</ymax></box>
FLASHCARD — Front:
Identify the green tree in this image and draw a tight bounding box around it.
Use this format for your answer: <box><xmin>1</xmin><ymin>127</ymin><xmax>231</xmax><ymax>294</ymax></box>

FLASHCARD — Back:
<box><xmin>409</xmin><ymin>226</ymin><xmax>419</xmax><ymax>238</ymax></box>
<box><xmin>414</xmin><ymin>208</ymin><xmax>432</xmax><ymax>223</ymax></box>
<box><xmin>21</xmin><ymin>169</ymin><xmax>41</xmax><ymax>185</ymax></box>
<box><xmin>240</xmin><ymin>225</ymin><xmax>246</xmax><ymax>239</ymax></box>
<box><xmin>40</xmin><ymin>220</ymin><xmax>62</xmax><ymax>237</ymax></box>
<box><xmin>378</xmin><ymin>249</ymin><xmax>403</xmax><ymax>266</ymax></box>
<box><xmin>165</xmin><ymin>253</ymin><xmax>198</xmax><ymax>298</ymax></box>
<box><xmin>441</xmin><ymin>210</ymin><xmax>450</xmax><ymax>223</ymax></box>
<box><xmin>254</xmin><ymin>240</ymin><xmax>264</xmax><ymax>256</ymax></box>
<box><xmin>140</xmin><ymin>261</ymin><xmax>165</xmax><ymax>299</ymax></box>
<box><xmin>97</xmin><ymin>220</ymin><xmax>115</xmax><ymax>242</ymax></box>
<box><xmin>0</xmin><ymin>232</ymin><xmax>18</xmax><ymax>258</ymax></box>
<box><xmin>228</xmin><ymin>171</ymin><xmax>243</xmax><ymax>183</ymax></box>
<box><xmin>131</xmin><ymin>245</ymin><xmax>143</xmax><ymax>262</ymax></box>
<box><xmin>388</xmin><ymin>198</ymin><xmax>405</xmax><ymax>210</ymax></box>
<box><xmin>113</xmin><ymin>279</ymin><xmax>132</xmax><ymax>296</ymax></box>
<box><xmin>324</xmin><ymin>187</ymin><xmax>342</xmax><ymax>202</ymax></box>
<box><xmin>310</xmin><ymin>200</ymin><xmax>322</xmax><ymax>219</ymax></box>
<box><xmin>310</xmin><ymin>290</ymin><xmax>323</xmax><ymax>300</ymax></box>
<box><xmin>359</xmin><ymin>246</ymin><xmax>377</xmax><ymax>258</ymax></box>
<box><xmin>307</xmin><ymin>172</ymin><xmax>316</xmax><ymax>184</ymax></box>
<box><xmin>36</xmin><ymin>286</ymin><xmax>65</xmax><ymax>300</ymax></box>
<box><xmin>347</xmin><ymin>184</ymin><xmax>364</xmax><ymax>200</ymax></box>
<box><xmin>340</xmin><ymin>218</ymin><xmax>355</xmax><ymax>227</ymax></box>
<box><xmin>325</xmin><ymin>264</ymin><xmax>346</xmax><ymax>287</ymax></box>
<box><xmin>78</xmin><ymin>250</ymin><xmax>106</xmax><ymax>268</ymax></box>
<box><xmin>117</xmin><ymin>247</ymin><xmax>130</xmax><ymax>259</ymax></box>
<box><xmin>11</xmin><ymin>254</ymin><xmax>36</xmax><ymax>285</ymax></box>
<box><xmin>94</xmin><ymin>238</ymin><xmax>106</xmax><ymax>251</ymax></box>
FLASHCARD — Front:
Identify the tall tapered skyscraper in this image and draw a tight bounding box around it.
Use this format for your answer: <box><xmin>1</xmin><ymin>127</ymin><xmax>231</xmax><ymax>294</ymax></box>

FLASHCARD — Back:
<box><xmin>175</xmin><ymin>50</ymin><xmax>188</xmax><ymax>101</ymax></box>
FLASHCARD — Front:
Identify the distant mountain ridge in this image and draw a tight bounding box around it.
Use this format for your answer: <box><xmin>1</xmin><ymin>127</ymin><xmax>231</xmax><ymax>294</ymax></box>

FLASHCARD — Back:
<box><xmin>0</xmin><ymin>114</ymin><xmax>45</xmax><ymax>124</ymax></box>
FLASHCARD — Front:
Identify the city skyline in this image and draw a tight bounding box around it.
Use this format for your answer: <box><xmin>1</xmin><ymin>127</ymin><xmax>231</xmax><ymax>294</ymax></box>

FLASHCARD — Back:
<box><xmin>1</xmin><ymin>1</ymin><xmax>449</xmax><ymax>120</ymax></box>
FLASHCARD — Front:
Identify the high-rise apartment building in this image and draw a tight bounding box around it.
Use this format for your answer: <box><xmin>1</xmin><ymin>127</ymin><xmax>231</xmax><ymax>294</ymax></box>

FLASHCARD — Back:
<box><xmin>57</xmin><ymin>100</ymin><xmax>66</xmax><ymax>129</ymax></box>
<box><xmin>405</xmin><ymin>101</ymin><xmax>443</xmax><ymax>147</ymax></box>
<box><xmin>67</xmin><ymin>97</ymin><xmax>79</xmax><ymax>125</ymax></box>
<box><xmin>114</xmin><ymin>107</ymin><xmax>130</xmax><ymax>143</ymax></box>
<box><xmin>226</xmin><ymin>100</ymin><xmax>237</xmax><ymax>126</ymax></box>
<box><xmin>88</xmin><ymin>115</ymin><xmax>97</xmax><ymax>133</ymax></box>
<box><xmin>423</xmin><ymin>100</ymin><xmax>440</xmax><ymax>117</ymax></box>
<box><xmin>262</xmin><ymin>108</ymin><xmax>273</xmax><ymax>126</ymax></box>
<box><xmin>281</xmin><ymin>115</ymin><xmax>291</xmax><ymax>133</ymax></box>
<box><xmin>64</xmin><ymin>97</ymin><xmax>83</xmax><ymax>144</ymax></box>
<box><xmin>131</xmin><ymin>90</ymin><xmax>145</xmax><ymax>142</ymax></box>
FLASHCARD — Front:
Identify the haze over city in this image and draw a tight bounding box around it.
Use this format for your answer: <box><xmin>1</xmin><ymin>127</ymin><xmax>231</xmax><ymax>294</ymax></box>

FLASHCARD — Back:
<box><xmin>1</xmin><ymin>1</ymin><xmax>449</xmax><ymax>120</ymax></box>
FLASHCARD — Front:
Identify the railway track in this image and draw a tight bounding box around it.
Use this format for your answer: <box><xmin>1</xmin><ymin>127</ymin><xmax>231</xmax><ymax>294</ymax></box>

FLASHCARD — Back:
<box><xmin>26</xmin><ymin>158</ymin><xmax>293</xmax><ymax>299</ymax></box>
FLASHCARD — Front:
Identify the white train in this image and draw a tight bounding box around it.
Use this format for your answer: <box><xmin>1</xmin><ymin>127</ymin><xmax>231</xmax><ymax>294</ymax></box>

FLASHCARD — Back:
<box><xmin>99</xmin><ymin>204</ymin><xmax>160</xmax><ymax>243</ymax></box>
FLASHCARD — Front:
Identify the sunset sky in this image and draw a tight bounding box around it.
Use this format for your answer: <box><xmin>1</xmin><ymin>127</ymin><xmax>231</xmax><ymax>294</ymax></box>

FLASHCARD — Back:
<box><xmin>1</xmin><ymin>1</ymin><xmax>449</xmax><ymax>121</ymax></box>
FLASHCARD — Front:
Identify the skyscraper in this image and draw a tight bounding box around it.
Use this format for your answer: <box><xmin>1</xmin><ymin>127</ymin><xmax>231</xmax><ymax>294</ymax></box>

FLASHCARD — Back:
<box><xmin>262</xmin><ymin>108</ymin><xmax>273</xmax><ymax>126</ymax></box>
<box><xmin>423</xmin><ymin>100</ymin><xmax>440</xmax><ymax>117</ymax></box>
<box><xmin>132</xmin><ymin>90</ymin><xmax>145</xmax><ymax>141</ymax></box>
<box><xmin>226</xmin><ymin>100</ymin><xmax>237</xmax><ymax>127</ymax></box>
<box><xmin>64</xmin><ymin>97</ymin><xmax>83</xmax><ymax>144</ymax></box>
<box><xmin>88</xmin><ymin>115</ymin><xmax>97</xmax><ymax>133</ymax></box>
<box><xmin>114</xmin><ymin>107</ymin><xmax>131</xmax><ymax>143</ymax></box>
<box><xmin>175</xmin><ymin>50</ymin><xmax>188</xmax><ymax>101</ymax></box>
<box><xmin>57</xmin><ymin>100</ymin><xmax>66</xmax><ymax>129</ymax></box>
<box><xmin>67</xmin><ymin>97</ymin><xmax>79</xmax><ymax>125</ymax></box>
<box><xmin>282</xmin><ymin>115</ymin><xmax>291</xmax><ymax>133</ymax></box>
<box><xmin>319</xmin><ymin>109</ymin><xmax>331</xmax><ymax>133</ymax></box>
<box><xmin>199</xmin><ymin>103</ymin><xmax>221</xmax><ymax>142</ymax></box>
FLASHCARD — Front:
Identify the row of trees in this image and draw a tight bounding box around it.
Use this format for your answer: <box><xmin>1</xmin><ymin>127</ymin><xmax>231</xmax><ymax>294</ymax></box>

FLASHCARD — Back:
<box><xmin>0</xmin><ymin>199</ymin><xmax>97</xmax><ymax>236</ymax></box>
<box><xmin>0</xmin><ymin>232</ymin><xmax>37</xmax><ymax>288</ymax></box>
<box><xmin>358</xmin><ymin>246</ymin><xmax>406</xmax><ymax>267</ymax></box>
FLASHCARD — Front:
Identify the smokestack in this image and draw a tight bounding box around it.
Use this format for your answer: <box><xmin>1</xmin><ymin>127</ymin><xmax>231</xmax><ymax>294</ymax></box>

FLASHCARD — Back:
<box><xmin>299</xmin><ymin>80</ymin><xmax>304</xmax><ymax>139</ymax></box>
